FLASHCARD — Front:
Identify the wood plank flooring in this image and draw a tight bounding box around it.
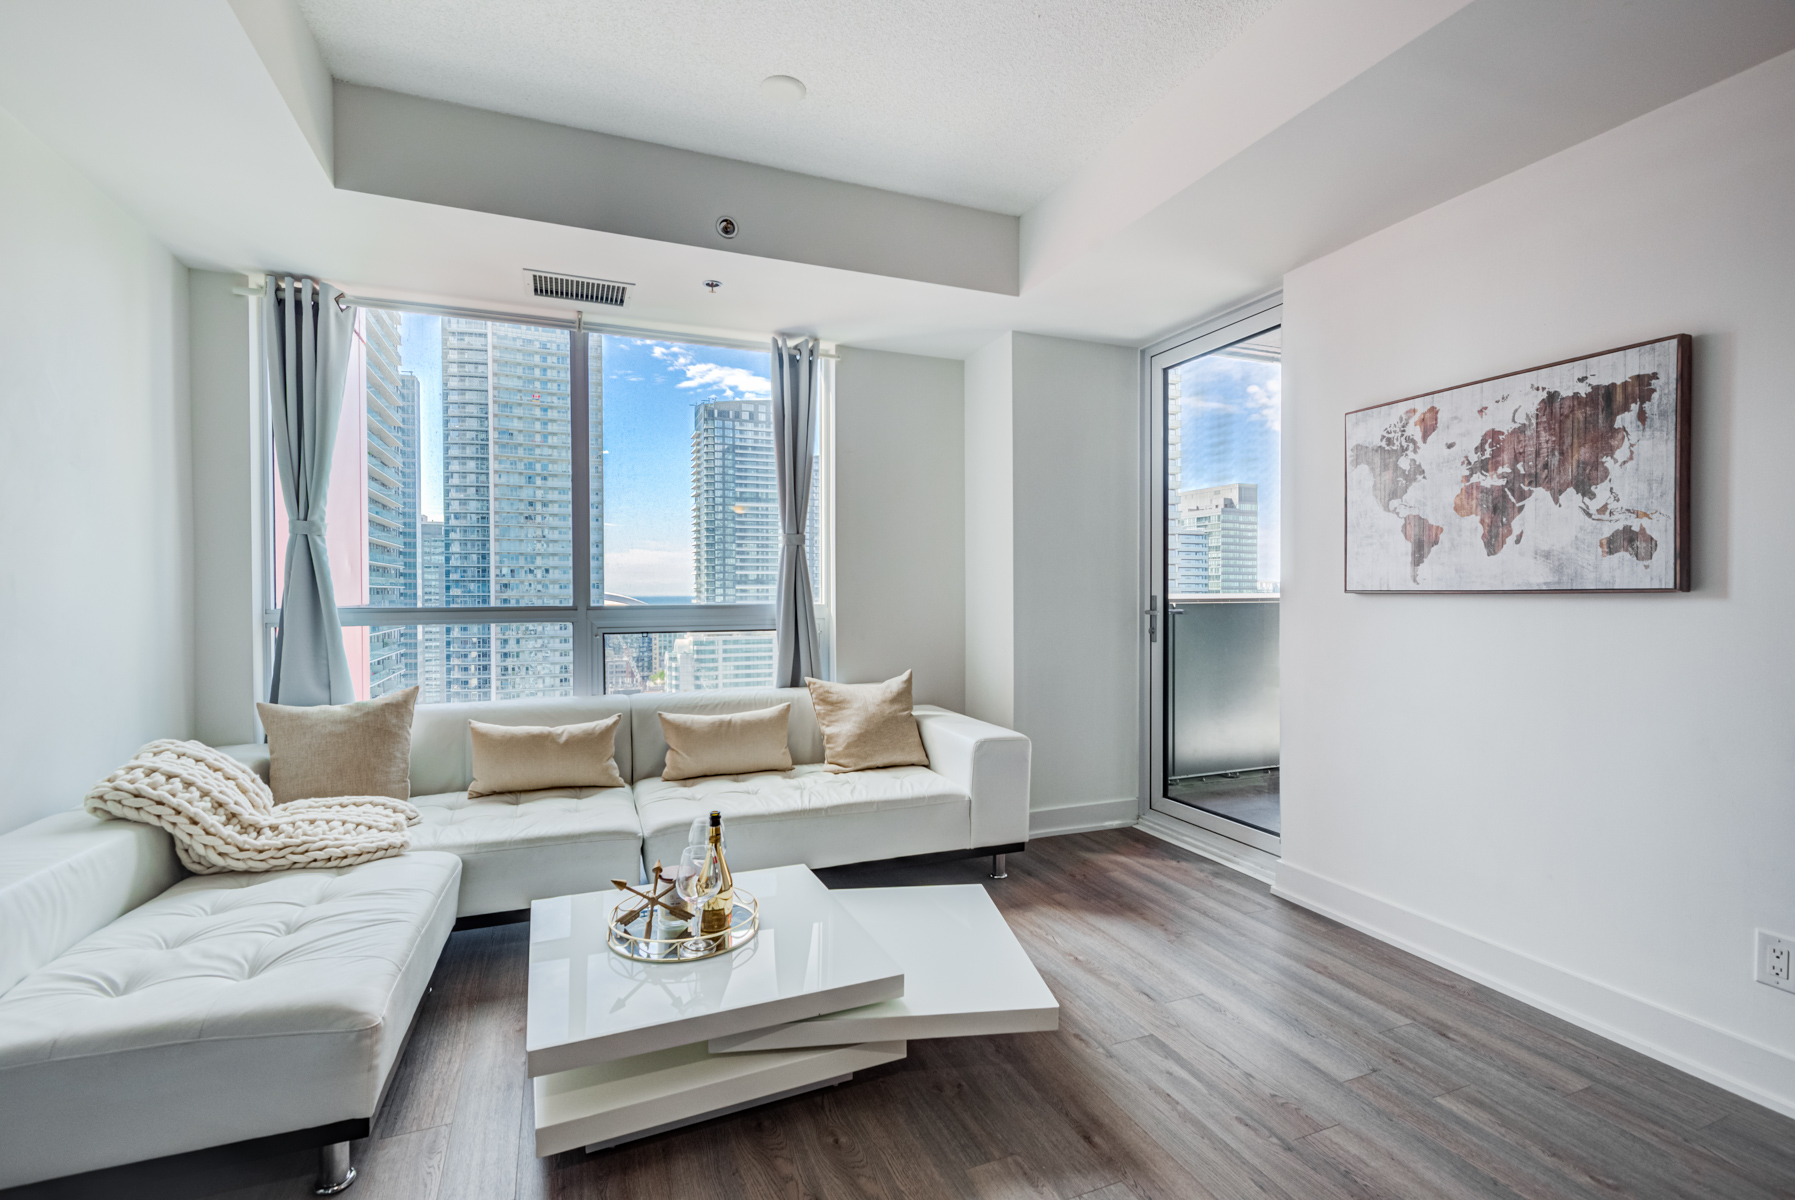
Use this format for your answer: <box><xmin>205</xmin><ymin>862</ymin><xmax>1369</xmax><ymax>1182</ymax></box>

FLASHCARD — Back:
<box><xmin>220</xmin><ymin>829</ymin><xmax>1795</xmax><ymax>1200</ymax></box>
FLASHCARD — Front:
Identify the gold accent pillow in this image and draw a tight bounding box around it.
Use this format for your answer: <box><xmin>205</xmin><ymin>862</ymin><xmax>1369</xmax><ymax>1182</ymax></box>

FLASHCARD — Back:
<box><xmin>467</xmin><ymin>716</ymin><xmax>626</xmax><ymax>797</ymax></box>
<box><xmin>659</xmin><ymin>704</ymin><xmax>793</xmax><ymax>781</ymax></box>
<box><xmin>805</xmin><ymin>671</ymin><xmax>930</xmax><ymax>772</ymax></box>
<box><xmin>255</xmin><ymin>686</ymin><xmax>417</xmax><ymax>805</ymax></box>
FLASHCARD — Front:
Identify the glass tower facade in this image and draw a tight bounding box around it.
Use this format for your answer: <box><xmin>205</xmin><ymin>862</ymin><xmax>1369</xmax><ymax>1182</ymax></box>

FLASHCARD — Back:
<box><xmin>364</xmin><ymin>313</ymin><xmax>417</xmax><ymax>697</ymax></box>
<box><xmin>441</xmin><ymin>319</ymin><xmax>575</xmax><ymax>700</ymax></box>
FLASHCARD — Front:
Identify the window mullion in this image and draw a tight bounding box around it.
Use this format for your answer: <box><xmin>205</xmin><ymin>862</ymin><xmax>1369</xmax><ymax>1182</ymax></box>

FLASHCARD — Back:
<box><xmin>570</xmin><ymin>326</ymin><xmax>594</xmax><ymax>695</ymax></box>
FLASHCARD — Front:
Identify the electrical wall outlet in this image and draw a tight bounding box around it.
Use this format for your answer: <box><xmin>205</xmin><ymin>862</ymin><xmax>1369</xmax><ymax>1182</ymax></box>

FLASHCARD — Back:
<box><xmin>1758</xmin><ymin>931</ymin><xmax>1795</xmax><ymax>992</ymax></box>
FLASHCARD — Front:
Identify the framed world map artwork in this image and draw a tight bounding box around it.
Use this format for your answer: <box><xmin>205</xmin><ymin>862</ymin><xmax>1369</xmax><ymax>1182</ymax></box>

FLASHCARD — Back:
<box><xmin>1345</xmin><ymin>334</ymin><xmax>1691</xmax><ymax>593</ymax></box>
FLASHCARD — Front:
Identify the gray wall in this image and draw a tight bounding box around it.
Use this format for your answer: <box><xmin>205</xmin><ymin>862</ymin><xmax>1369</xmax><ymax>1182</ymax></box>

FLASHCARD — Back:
<box><xmin>1278</xmin><ymin>48</ymin><xmax>1795</xmax><ymax>1115</ymax></box>
<box><xmin>832</xmin><ymin>346</ymin><xmax>966</xmax><ymax>709</ymax></box>
<box><xmin>1010</xmin><ymin>334</ymin><xmax>1140</xmax><ymax>819</ymax></box>
<box><xmin>189</xmin><ymin>270</ymin><xmax>264</xmax><ymax>745</ymax></box>
<box><xmin>963</xmin><ymin>335</ymin><xmax>1015</xmax><ymax>727</ymax></box>
<box><xmin>961</xmin><ymin>332</ymin><xmax>1141</xmax><ymax>830</ymax></box>
<box><xmin>0</xmin><ymin>107</ymin><xmax>193</xmax><ymax>834</ymax></box>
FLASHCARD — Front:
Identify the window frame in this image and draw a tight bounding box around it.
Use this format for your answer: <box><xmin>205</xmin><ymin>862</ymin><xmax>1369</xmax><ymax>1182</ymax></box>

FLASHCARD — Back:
<box><xmin>260</xmin><ymin>297</ymin><xmax>831</xmax><ymax>699</ymax></box>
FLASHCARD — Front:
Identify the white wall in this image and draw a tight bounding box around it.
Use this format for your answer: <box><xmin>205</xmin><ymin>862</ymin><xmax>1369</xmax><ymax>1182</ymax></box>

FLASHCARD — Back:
<box><xmin>189</xmin><ymin>271</ymin><xmax>264</xmax><ymax>745</ymax></box>
<box><xmin>0</xmin><ymin>107</ymin><xmax>192</xmax><ymax>834</ymax></box>
<box><xmin>1278</xmin><ymin>48</ymin><xmax>1795</xmax><ymax>1116</ymax></box>
<box><xmin>963</xmin><ymin>335</ymin><xmax>1015</xmax><ymax>728</ymax></box>
<box><xmin>832</xmin><ymin>346</ymin><xmax>965</xmax><ymax>708</ymax></box>
<box><xmin>962</xmin><ymin>332</ymin><xmax>1141</xmax><ymax>835</ymax></box>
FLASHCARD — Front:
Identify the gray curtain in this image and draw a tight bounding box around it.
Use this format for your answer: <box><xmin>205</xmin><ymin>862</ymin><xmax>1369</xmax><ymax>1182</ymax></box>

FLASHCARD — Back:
<box><xmin>265</xmin><ymin>275</ymin><xmax>357</xmax><ymax>706</ymax></box>
<box><xmin>770</xmin><ymin>335</ymin><xmax>822</xmax><ymax>686</ymax></box>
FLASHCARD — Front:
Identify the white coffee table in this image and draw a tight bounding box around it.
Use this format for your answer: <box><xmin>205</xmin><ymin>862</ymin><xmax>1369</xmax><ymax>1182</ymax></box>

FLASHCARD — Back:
<box><xmin>526</xmin><ymin>865</ymin><xmax>1058</xmax><ymax>1156</ymax></box>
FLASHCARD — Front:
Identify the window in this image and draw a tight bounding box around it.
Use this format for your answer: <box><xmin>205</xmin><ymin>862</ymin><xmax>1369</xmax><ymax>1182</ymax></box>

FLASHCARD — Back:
<box><xmin>1165</xmin><ymin>327</ymin><xmax>1281</xmax><ymax>597</ymax></box>
<box><xmin>268</xmin><ymin>308</ymin><xmax>828</xmax><ymax>702</ymax></box>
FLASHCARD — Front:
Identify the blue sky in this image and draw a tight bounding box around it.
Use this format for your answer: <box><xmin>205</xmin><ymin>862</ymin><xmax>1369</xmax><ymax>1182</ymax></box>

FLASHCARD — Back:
<box><xmin>600</xmin><ymin>336</ymin><xmax>771</xmax><ymax>597</ymax></box>
<box><xmin>1177</xmin><ymin>352</ymin><xmax>1281</xmax><ymax>584</ymax></box>
<box><xmin>400</xmin><ymin>312</ymin><xmax>444</xmax><ymax>519</ymax></box>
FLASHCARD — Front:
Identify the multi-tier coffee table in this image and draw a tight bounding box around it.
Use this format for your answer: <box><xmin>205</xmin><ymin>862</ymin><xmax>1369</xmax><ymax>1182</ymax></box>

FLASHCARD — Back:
<box><xmin>526</xmin><ymin>864</ymin><xmax>1058</xmax><ymax>1156</ymax></box>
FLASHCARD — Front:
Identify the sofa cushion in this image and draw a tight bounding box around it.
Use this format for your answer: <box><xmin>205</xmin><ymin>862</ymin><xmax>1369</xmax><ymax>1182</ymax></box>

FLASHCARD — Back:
<box><xmin>658</xmin><ymin>703</ymin><xmax>793</xmax><ymax>781</ymax></box>
<box><xmin>257</xmin><ymin>686</ymin><xmax>417</xmax><ymax>804</ymax></box>
<box><xmin>635</xmin><ymin>764</ymin><xmax>971</xmax><ymax>872</ymax></box>
<box><xmin>468</xmin><ymin>716</ymin><xmax>626</xmax><ymax>797</ymax></box>
<box><xmin>0</xmin><ymin>851</ymin><xmax>460</xmax><ymax>1190</ymax></box>
<box><xmin>806</xmin><ymin>671</ymin><xmax>930</xmax><ymax>771</ymax></box>
<box><xmin>0</xmin><ymin>810</ymin><xmax>183</xmax><ymax>998</ymax></box>
<box><xmin>409</xmin><ymin>697</ymin><xmax>634</xmax><ymax>797</ymax></box>
<box><xmin>630</xmin><ymin>688</ymin><xmax>825</xmax><ymax>783</ymax></box>
<box><xmin>409</xmin><ymin>787</ymin><xmax>643</xmax><ymax>916</ymax></box>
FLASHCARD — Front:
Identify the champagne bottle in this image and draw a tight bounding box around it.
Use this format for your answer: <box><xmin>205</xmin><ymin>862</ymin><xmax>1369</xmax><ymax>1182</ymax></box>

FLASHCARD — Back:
<box><xmin>701</xmin><ymin>810</ymin><xmax>734</xmax><ymax>936</ymax></box>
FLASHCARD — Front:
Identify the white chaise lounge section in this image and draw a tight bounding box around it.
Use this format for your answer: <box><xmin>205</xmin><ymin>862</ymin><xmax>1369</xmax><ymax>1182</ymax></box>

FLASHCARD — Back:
<box><xmin>0</xmin><ymin>810</ymin><xmax>460</xmax><ymax>1191</ymax></box>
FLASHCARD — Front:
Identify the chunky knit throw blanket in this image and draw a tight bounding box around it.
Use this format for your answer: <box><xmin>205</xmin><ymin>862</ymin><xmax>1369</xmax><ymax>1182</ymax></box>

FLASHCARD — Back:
<box><xmin>86</xmin><ymin>739</ymin><xmax>420</xmax><ymax>874</ymax></box>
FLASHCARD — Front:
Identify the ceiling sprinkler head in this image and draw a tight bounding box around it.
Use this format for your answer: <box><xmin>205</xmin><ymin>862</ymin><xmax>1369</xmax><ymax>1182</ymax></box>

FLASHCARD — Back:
<box><xmin>704</xmin><ymin>280</ymin><xmax>722</xmax><ymax>293</ymax></box>
<box><xmin>715</xmin><ymin>216</ymin><xmax>738</xmax><ymax>239</ymax></box>
<box><xmin>761</xmin><ymin>75</ymin><xmax>806</xmax><ymax>105</ymax></box>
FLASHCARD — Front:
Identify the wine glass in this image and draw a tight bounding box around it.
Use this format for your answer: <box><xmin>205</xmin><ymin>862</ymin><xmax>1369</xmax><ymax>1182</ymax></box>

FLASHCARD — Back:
<box><xmin>675</xmin><ymin>845</ymin><xmax>722</xmax><ymax>958</ymax></box>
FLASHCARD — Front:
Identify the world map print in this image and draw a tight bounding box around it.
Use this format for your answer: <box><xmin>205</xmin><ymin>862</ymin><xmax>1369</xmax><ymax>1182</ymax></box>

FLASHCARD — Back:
<box><xmin>1345</xmin><ymin>336</ymin><xmax>1688</xmax><ymax>592</ymax></box>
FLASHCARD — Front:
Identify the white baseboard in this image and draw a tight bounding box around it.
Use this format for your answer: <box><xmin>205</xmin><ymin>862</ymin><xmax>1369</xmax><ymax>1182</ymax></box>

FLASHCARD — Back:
<box><xmin>1029</xmin><ymin>797</ymin><xmax>1139</xmax><ymax>839</ymax></box>
<box><xmin>1136</xmin><ymin>810</ymin><xmax>1279</xmax><ymax>884</ymax></box>
<box><xmin>1274</xmin><ymin>863</ymin><xmax>1795</xmax><ymax>1121</ymax></box>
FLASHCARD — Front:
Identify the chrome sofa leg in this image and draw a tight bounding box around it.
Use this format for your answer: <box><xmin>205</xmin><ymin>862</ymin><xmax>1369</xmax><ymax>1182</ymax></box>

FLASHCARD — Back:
<box><xmin>990</xmin><ymin>853</ymin><xmax>1008</xmax><ymax>879</ymax></box>
<box><xmin>315</xmin><ymin>1141</ymin><xmax>356</xmax><ymax>1194</ymax></box>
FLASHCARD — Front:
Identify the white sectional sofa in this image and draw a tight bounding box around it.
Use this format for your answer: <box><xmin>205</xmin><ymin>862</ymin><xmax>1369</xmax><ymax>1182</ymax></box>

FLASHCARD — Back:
<box><xmin>0</xmin><ymin>686</ymin><xmax>1027</xmax><ymax>1192</ymax></box>
<box><xmin>219</xmin><ymin>686</ymin><xmax>1032</xmax><ymax>916</ymax></box>
<box><xmin>0</xmin><ymin>811</ymin><xmax>460</xmax><ymax>1193</ymax></box>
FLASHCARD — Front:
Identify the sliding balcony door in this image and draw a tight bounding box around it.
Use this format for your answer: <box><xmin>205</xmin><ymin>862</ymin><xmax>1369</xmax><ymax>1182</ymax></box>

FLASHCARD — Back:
<box><xmin>1146</xmin><ymin>303</ymin><xmax>1282</xmax><ymax>856</ymax></box>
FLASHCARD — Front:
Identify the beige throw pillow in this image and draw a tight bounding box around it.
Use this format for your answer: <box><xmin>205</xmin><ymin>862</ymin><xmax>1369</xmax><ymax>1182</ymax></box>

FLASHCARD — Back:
<box><xmin>256</xmin><ymin>686</ymin><xmax>417</xmax><ymax>805</ymax></box>
<box><xmin>467</xmin><ymin>716</ymin><xmax>626</xmax><ymax>797</ymax></box>
<box><xmin>659</xmin><ymin>704</ymin><xmax>793</xmax><ymax>781</ymax></box>
<box><xmin>805</xmin><ymin>671</ymin><xmax>930</xmax><ymax>772</ymax></box>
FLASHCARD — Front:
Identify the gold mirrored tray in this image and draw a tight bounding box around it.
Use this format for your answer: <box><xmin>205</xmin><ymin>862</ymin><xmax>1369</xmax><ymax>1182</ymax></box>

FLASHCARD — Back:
<box><xmin>606</xmin><ymin>889</ymin><xmax>759</xmax><ymax>963</ymax></box>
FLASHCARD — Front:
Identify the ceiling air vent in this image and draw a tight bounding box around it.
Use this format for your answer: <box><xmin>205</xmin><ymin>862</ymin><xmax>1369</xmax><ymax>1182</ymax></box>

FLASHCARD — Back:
<box><xmin>525</xmin><ymin>269</ymin><xmax>632</xmax><ymax>307</ymax></box>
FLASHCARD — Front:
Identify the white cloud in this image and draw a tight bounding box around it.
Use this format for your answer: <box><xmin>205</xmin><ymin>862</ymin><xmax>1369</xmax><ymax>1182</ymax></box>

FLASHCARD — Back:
<box><xmin>676</xmin><ymin>362</ymin><xmax>771</xmax><ymax>399</ymax></box>
<box><xmin>649</xmin><ymin>342</ymin><xmax>770</xmax><ymax>401</ymax></box>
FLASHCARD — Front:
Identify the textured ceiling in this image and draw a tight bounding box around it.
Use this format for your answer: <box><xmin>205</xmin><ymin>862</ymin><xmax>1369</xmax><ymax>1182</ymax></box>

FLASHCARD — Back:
<box><xmin>295</xmin><ymin>0</ymin><xmax>1281</xmax><ymax>214</ymax></box>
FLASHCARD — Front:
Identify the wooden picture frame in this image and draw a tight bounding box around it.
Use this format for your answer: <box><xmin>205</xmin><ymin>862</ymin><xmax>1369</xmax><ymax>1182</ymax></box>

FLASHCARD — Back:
<box><xmin>1344</xmin><ymin>334</ymin><xmax>1691</xmax><ymax>593</ymax></box>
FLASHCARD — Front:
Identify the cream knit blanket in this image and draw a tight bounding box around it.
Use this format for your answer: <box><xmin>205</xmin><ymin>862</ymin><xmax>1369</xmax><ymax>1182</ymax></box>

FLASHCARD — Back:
<box><xmin>86</xmin><ymin>739</ymin><xmax>420</xmax><ymax>874</ymax></box>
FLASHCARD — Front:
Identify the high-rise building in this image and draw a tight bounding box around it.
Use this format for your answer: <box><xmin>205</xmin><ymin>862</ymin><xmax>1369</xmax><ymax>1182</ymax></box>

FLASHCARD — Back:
<box><xmin>668</xmin><ymin>631</ymin><xmax>780</xmax><ymax>692</ymax></box>
<box><xmin>689</xmin><ymin>399</ymin><xmax>820</xmax><ymax>605</ymax></box>
<box><xmin>691</xmin><ymin>400</ymin><xmax>777</xmax><ymax>603</ymax></box>
<box><xmin>588</xmin><ymin>335</ymin><xmax>603</xmax><ymax>606</ymax></box>
<box><xmin>440</xmin><ymin>319</ymin><xmax>575</xmax><ymax>700</ymax></box>
<box><xmin>678</xmin><ymin>394</ymin><xmax>820</xmax><ymax>691</ymax></box>
<box><xmin>1176</xmin><ymin>483</ymin><xmax>1259</xmax><ymax>594</ymax></box>
<box><xmin>364</xmin><ymin>313</ymin><xmax>418</xmax><ymax>697</ymax></box>
<box><xmin>418</xmin><ymin>519</ymin><xmax>446</xmax><ymax>703</ymax></box>
<box><xmin>1166</xmin><ymin>367</ymin><xmax>1191</xmax><ymax>594</ymax></box>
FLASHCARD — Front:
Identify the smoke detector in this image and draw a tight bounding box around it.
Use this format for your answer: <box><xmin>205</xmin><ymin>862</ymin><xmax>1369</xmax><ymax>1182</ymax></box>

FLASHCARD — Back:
<box><xmin>524</xmin><ymin>269</ymin><xmax>631</xmax><ymax>307</ymax></box>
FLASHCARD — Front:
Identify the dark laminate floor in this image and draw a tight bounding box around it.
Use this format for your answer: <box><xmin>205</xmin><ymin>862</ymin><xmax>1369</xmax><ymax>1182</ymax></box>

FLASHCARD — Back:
<box><xmin>1166</xmin><ymin>770</ymin><xmax>1282</xmax><ymax>835</ymax></box>
<box><xmin>221</xmin><ymin>829</ymin><xmax>1795</xmax><ymax>1200</ymax></box>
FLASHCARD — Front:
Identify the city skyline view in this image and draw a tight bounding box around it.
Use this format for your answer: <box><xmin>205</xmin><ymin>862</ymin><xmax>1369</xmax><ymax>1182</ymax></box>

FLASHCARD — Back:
<box><xmin>303</xmin><ymin>309</ymin><xmax>812</xmax><ymax>701</ymax></box>
<box><xmin>1166</xmin><ymin>330</ymin><xmax>1281</xmax><ymax>594</ymax></box>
